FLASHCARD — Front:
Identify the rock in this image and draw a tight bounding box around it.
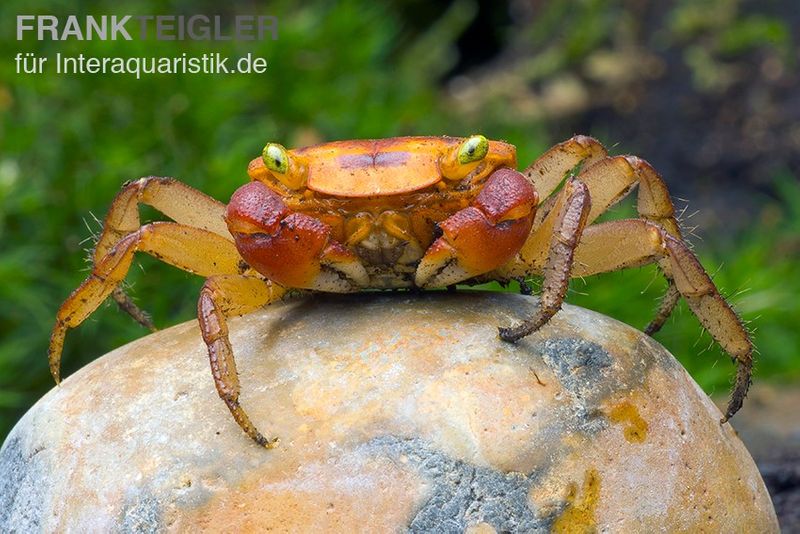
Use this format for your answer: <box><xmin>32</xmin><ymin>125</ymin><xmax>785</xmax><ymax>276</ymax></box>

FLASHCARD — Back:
<box><xmin>716</xmin><ymin>385</ymin><xmax>800</xmax><ymax>531</ymax></box>
<box><xmin>0</xmin><ymin>293</ymin><xmax>778</xmax><ymax>532</ymax></box>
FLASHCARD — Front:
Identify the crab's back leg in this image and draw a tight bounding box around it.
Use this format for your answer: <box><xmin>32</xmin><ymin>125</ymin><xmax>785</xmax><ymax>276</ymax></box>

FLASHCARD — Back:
<box><xmin>508</xmin><ymin>153</ymin><xmax>681</xmax><ymax>275</ymax></box>
<box><xmin>94</xmin><ymin>177</ymin><xmax>229</xmax><ymax>260</ymax></box>
<box><xmin>571</xmin><ymin>155</ymin><xmax>685</xmax><ymax>334</ymax></box>
<box><xmin>522</xmin><ymin>135</ymin><xmax>608</xmax><ymax>204</ymax></box>
<box><xmin>572</xmin><ymin>219</ymin><xmax>753</xmax><ymax>422</ymax></box>
<box><xmin>526</xmin><ymin>156</ymin><xmax>681</xmax><ymax>335</ymax></box>
<box><xmin>198</xmin><ymin>274</ymin><xmax>286</xmax><ymax>448</ymax></box>
<box><xmin>49</xmin><ymin>222</ymin><xmax>242</xmax><ymax>383</ymax></box>
<box><xmin>92</xmin><ymin>177</ymin><xmax>230</xmax><ymax>327</ymax></box>
<box><xmin>576</xmin><ymin>156</ymin><xmax>681</xmax><ymax>233</ymax></box>
<box><xmin>495</xmin><ymin>154</ymin><xmax>683</xmax><ymax>333</ymax></box>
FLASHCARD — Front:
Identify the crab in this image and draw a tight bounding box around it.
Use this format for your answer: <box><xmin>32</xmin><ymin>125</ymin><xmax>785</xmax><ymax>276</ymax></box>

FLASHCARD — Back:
<box><xmin>49</xmin><ymin>135</ymin><xmax>754</xmax><ymax>448</ymax></box>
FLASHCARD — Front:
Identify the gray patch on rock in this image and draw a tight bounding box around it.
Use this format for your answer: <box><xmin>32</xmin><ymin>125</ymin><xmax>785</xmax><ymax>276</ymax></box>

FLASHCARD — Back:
<box><xmin>117</xmin><ymin>494</ymin><xmax>162</xmax><ymax>534</ymax></box>
<box><xmin>536</xmin><ymin>337</ymin><xmax>614</xmax><ymax>433</ymax></box>
<box><xmin>362</xmin><ymin>436</ymin><xmax>556</xmax><ymax>533</ymax></box>
<box><xmin>538</xmin><ymin>338</ymin><xmax>612</xmax><ymax>393</ymax></box>
<box><xmin>0</xmin><ymin>435</ymin><xmax>46</xmax><ymax>532</ymax></box>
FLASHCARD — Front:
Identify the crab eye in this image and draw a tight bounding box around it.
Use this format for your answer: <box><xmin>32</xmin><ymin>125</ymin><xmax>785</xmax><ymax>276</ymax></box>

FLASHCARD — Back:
<box><xmin>262</xmin><ymin>143</ymin><xmax>289</xmax><ymax>174</ymax></box>
<box><xmin>457</xmin><ymin>135</ymin><xmax>489</xmax><ymax>164</ymax></box>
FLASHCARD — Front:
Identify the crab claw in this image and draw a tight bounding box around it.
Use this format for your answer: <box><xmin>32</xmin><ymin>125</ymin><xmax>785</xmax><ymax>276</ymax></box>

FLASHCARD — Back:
<box><xmin>227</xmin><ymin>181</ymin><xmax>368</xmax><ymax>291</ymax></box>
<box><xmin>415</xmin><ymin>168</ymin><xmax>537</xmax><ymax>287</ymax></box>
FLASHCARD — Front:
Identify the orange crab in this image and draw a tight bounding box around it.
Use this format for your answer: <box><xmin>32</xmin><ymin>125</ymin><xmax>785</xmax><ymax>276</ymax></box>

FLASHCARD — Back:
<box><xmin>49</xmin><ymin>135</ymin><xmax>753</xmax><ymax>447</ymax></box>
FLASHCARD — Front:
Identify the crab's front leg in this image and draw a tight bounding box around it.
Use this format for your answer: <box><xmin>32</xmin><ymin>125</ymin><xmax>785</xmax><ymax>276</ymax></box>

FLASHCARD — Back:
<box><xmin>225</xmin><ymin>181</ymin><xmax>369</xmax><ymax>291</ymax></box>
<box><xmin>415</xmin><ymin>168</ymin><xmax>538</xmax><ymax>287</ymax></box>
<box><xmin>198</xmin><ymin>275</ymin><xmax>286</xmax><ymax>447</ymax></box>
<box><xmin>497</xmin><ymin>178</ymin><xmax>591</xmax><ymax>341</ymax></box>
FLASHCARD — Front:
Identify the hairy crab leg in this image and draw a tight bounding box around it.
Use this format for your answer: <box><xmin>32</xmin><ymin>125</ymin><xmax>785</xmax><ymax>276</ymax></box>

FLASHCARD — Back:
<box><xmin>49</xmin><ymin>222</ymin><xmax>242</xmax><ymax>383</ymax></box>
<box><xmin>644</xmin><ymin>284</ymin><xmax>681</xmax><ymax>336</ymax></box>
<box><xmin>526</xmin><ymin>154</ymin><xmax>686</xmax><ymax>334</ymax></box>
<box><xmin>571</xmin><ymin>219</ymin><xmax>753</xmax><ymax>422</ymax></box>
<box><xmin>92</xmin><ymin>177</ymin><xmax>230</xmax><ymax>327</ymax></box>
<box><xmin>498</xmin><ymin>179</ymin><xmax>591</xmax><ymax>341</ymax></box>
<box><xmin>198</xmin><ymin>275</ymin><xmax>286</xmax><ymax>448</ymax></box>
<box><xmin>573</xmin><ymin>155</ymin><xmax>685</xmax><ymax>333</ymax></box>
<box><xmin>522</xmin><ymin>135</ymin><xmax>608</xmax><ymax>205</ymax></box>
<box><xmin>577</xmin><ymin>156</ymin><xmax>681</xmax><ymax>234</ymax></box>
<box><xmin>111</xmin><ymin>287</ymin><xmax>157</xmax><ymax>332</ymax></box>
<box><xmin>94</xmin><ymin>177</ymin><xmax>229</xmax><ymax>260</ymax></box>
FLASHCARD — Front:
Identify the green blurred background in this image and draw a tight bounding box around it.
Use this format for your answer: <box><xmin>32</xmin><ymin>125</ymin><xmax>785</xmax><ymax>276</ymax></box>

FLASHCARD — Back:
<box><xmin>1</xmin><ymin>0</ymin><xmax>798</xmax><ymax>441</ymax></box>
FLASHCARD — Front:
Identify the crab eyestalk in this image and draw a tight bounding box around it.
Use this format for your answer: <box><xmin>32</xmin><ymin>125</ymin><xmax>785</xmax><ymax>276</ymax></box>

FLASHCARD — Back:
<box><xmin>262</xmin><ymin>143</ymin><xmax>307</xmax><ymax>190</ymax></box>
<box><xmin>440</xmin><ymin>135</ymin><xmax>489</xmax><ymax>180</ymax></box>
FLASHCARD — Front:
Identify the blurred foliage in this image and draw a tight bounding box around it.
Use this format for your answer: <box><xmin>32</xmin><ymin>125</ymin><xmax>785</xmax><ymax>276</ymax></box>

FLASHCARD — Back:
<box><xmin>451</xmin><ymin>0</ymin><xmax>796</xmax><ymax>118</ymax></box>
<box><xmin>1</xmin><ymin>0</ymin><xmax>798</xmax><ymax>440</ymax></box>
<box><xmin>669</xmin><ymin>0</ymin><xmax>794</xmax><ymax>93</ymax></box>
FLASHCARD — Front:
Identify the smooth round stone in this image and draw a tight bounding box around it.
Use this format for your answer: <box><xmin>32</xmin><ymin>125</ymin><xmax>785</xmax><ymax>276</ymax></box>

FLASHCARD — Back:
<box><xmin>0</xmin><ymin>293</ymin><xmax>778</xmax><ymax>532</ymax></box>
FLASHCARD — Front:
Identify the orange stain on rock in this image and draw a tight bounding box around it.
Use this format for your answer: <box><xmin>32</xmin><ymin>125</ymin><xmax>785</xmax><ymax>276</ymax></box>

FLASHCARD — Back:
<box><xmin>608</xmin><ymin>401</ymin><xmax>649</xmax><ymax>444</ymax></box>
<box><xmin>551</xmin><ymin>468</ymin><xmax>601</xmax><ymax>534</ymax></box>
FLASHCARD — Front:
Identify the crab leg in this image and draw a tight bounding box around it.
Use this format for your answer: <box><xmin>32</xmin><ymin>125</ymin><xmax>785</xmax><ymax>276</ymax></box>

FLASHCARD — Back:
<box><xmin>198</xmin><ymin>275</ymin><xmax>286</xmax><ymax>448</ymax></box>
<box><xmin>572</xmin><ymin>219</ymin><xmax>753</xmax><ymax>422</ymax></box>
<box><xmin>92</xmin><ymin>177</ymin><xmax>230</xmax><ymax>327</ymax></box>
<box><xmin>94</xmin><ymin>177</ymin><xmax>229</xmax><ymax>260</ymax></box>
<box><xmin>577</xmin><ymin>156</ymin><xmax>681</xmax><ymax>234</ymax></box>
<box><xmin>49</xmin><ymin>222</ymin><xmax>242</xmax><ymax>382</ymax></box>
<box><xmin>528</xmin><ymin>154</ymin><xmax>685</xmax><ymax>333</ymax></box>
<box><xmin>573</xmin><ymin>155</ymin><xmax>685</xmax><ymax>333</ymax></box>
<box><xmin>645</xmin><ymin>284</ymin><xmax>681</xmax><ymax>336</ymax></box>
<box><xmin>415</xmin><ymin>168</ymin><xmax>538</xmax><ymax>287</ymax></box>
<box><xmin>522</xmin><ymin>135</ymin><xmax>608</xmax><ymax>204</ymax></box>
<box><xmin>497</xmin><ymin>179</ymin><xmax>591</xmax><ymax>341</ymax></box>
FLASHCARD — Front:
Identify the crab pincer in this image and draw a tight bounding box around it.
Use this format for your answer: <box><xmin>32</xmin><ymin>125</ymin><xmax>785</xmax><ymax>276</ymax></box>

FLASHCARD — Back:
<box><xmin>415</xmin><ymin>168</ymin><xmax>538</xmax><ymax>287</ymax></box>
<box><xmin>226</xmin><ymin>180</ymin><xmax>368</xmax><ymax>292</ymax></box>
